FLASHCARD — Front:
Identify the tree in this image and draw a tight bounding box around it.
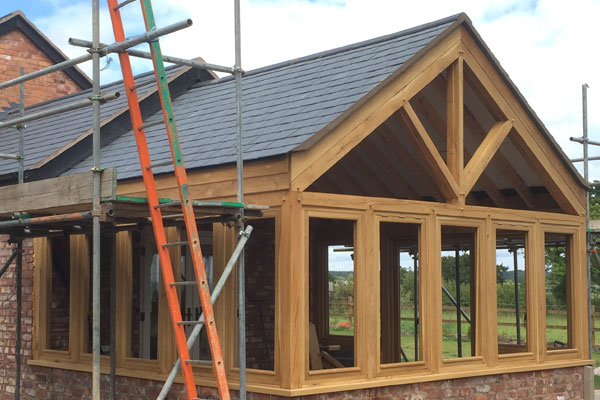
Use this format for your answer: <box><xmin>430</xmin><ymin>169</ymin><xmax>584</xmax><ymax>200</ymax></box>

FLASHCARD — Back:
<box><xmin>496</xmin><ymin>263</ymin><xmax>509</xmax><ymax>284</ymax></box>
<box><xmin>545</xmin><ymin>245</ymin><xmax>567</xmax><ymax>307</ymax></box>
<box><xmin>441</xmin><ymin>253</ymin><xmax>471</xmax><ymax>284</ymax></box>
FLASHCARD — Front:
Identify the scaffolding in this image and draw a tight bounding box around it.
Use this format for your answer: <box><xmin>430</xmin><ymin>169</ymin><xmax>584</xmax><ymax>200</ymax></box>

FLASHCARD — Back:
<box><xmin>0</xmin><ymin>1</ymin><xmax>253</xmax><ymax>399</ymax></box>
<box><xmin>569</xmin><ymin>84</ymin><xmax>595</xmax><ymax>361</ymax></box>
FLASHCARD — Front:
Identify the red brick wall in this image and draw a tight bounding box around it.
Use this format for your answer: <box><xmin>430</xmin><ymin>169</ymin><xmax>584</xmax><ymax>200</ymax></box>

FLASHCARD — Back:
<box><xmin>0</xmin><ymin>235</ymin><xmax>33</xmax><ymax>398</ymax></box>
<box><xmin>0</xmin><ymin>234</ymin><xmax>586</xmax><ymax>399</ymax></box>
<box><xmin>0</xmin><ymin>29</ymin><xmax>83</xmax><ymax>109</ymax></box>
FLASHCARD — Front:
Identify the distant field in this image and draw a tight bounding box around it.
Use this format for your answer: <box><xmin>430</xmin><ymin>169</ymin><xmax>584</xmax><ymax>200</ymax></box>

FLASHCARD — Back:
<box><xmin>327</xmin><ymin>305</ymin><xmax>600</xmax><ymax>363</ymax></box>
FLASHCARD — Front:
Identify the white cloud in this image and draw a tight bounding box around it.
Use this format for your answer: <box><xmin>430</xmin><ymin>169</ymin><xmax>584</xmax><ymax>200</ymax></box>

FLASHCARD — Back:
<box><xmin>28</xmin><ymin>0</ymin><xmax>599</xmax><ymax>179</ymax></box>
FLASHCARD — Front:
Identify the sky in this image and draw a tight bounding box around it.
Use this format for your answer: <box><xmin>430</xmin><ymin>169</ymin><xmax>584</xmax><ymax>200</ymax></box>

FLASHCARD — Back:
<box><xmin>0</xmin><ymin>0</ymin><xmax>597</xmax><ymax>179</ymax></box>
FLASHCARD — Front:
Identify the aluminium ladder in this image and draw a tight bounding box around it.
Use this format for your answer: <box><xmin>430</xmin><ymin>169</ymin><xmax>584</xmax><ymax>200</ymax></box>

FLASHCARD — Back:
<box><xmin>107</xmin><ymin>0</ymin><xmax>231</xmax><ymax>399</ymax></box>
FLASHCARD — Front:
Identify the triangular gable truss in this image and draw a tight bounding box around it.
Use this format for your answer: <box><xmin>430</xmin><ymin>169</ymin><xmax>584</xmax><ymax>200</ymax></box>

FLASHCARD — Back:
<box><xmin>290</xmin><ymin>22</ymin><xmax>585</xmax><ymax>216</ymax></box>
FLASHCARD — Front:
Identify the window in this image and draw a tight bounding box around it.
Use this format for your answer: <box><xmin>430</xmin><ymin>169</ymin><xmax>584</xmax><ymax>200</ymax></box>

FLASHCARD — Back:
<box><xmin>544</xmin><ymin>232</ymin><xmax>573</xmax><ymax>350</ymax></box>
<box><xmin>380</xmin><ymin>221</ymin><xmax>421</xmax><ymax>364</ymax></box>
<box><xmin>85</xmin><ymin>234</ymin><xmax>115</xmax><ymax>355</ymax></box>
<box><xmin>48</xmin><ymin>236</ymin><xmax>71</xmax><ymax>351</ymax></box>
<box><xmin>309</xmin><ymin>217</ymin><xmax>356</xmax><ymax>370</ymax></box>
<box><xmin>441</xmin><ymin>225</ymin><xmax>477</xmax><ymax>359</ymax></box>
<box><xmin>130</xmin><ymin>227</ymin><xmax>160</xmax><ymax>359</ymax></box>
<box><xmin>179</xmin><ymin>224</ymin><xmax>213</xmax><ymax>363</ymax></box>
<box><xmin>495</xmin><ymin>229</ymin><xmax>528</xmax><ymax>354</ymax></box>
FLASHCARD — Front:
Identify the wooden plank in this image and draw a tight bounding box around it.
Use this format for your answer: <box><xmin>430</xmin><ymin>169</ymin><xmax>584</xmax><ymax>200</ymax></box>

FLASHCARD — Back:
<box><xmin>279</xmin><ymin>191</ymin><xmax>305</xmax><ymax>389</ymax></box>
<box><xmin>291</xmin><ymin>30</ymin><xmax>463</xmax><ymax>192</ymax></box>
<box><xmin>116</xmin><ymin>231</ymin><xmax>132</xmax><ymax>365</ymax></box>
<box><xmin>397</xmin><ymin>103</ymin><xmax>459</xmax><ymax>203</ymax></box>
<box><xmin>446</xmin><ymin>57</ymin><xmax>464</xmax><ymax>195</ymax></box>
<box><xmin>309</xmin><ymin>323</ymin><xmax>324</xmax><ymax>370</ymax></box>
<box><xmin>349</xmin><ymin>147</ymin><xmax>400</xmax><ymax>198</ymax></box>
<box><xmin>71</xmin><ymin>234</ymin><xmax>89</xmax><ymax>360</ymax></box>
<box><xmin>33</xmin><ymin>237</ymin><xmax>50</xmax><ymax>358</ymax></box>
<box><xmin>118</xmin><ymin>171</ymin><xmax>289</xmax><ymax>201</ymax></box>
<box><xmin>462</xmin><ymin>120</ymin><xmax>513</xmax><ymax>195</ymax></box>
<box><xmin>360</xmin><ymin>135</ymin><xmax>421</xmax><ymax>199</ymax></box>
<box><xmin>117</xmin><ymin>157</ymin><xmax>289</xmax><ymax>197</ymax></box>
<box><xmin>0</xmin><ymin>168</ymin><xmax>116</xmax><ymax>216</ymax></box>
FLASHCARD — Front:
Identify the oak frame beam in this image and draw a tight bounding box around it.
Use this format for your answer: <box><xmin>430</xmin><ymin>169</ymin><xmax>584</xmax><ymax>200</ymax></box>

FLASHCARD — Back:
<box><xmin>462</xmin><ymin>106</ymin><xmax>536</xmax><ymax>209</ymax></box>
<box><xmin>463</xmin><ymin>120</ymin><xmax>513</xmax><ymax>195</ymax></box>
<box><xmin>411</xmin><ymin>90</ymin><xmax>509</xmax><ymax>207</ymax></box>
<box><xmin>398</xmin><ymin>102</ymin><xmax>459</xmax><ymax>203</ymax></box>
<box><xmin>446</xmin><ymin>56</ymin><xmax>464</xmax><ymax>191</ymax></box>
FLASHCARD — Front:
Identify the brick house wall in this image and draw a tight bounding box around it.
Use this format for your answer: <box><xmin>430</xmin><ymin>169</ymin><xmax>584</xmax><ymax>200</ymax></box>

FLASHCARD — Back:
<box><xmin>0</xmin><ymin>29</ymin><xmax>82</xmax><ymax>109</ymax></box>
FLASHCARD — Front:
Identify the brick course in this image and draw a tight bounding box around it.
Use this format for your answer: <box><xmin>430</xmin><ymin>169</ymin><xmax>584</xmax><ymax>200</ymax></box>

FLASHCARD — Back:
<box><xmin>0</xmin><ymin>29</ymin><xmax>82</xmax><ymax>109</ymax></box>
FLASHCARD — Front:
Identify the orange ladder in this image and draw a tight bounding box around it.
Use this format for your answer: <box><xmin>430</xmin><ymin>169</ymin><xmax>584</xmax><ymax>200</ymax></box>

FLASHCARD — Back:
<box><xmin>106</xmin><ymin>0</ymin><xmax>231</xmax><ymax>399</ymax></box>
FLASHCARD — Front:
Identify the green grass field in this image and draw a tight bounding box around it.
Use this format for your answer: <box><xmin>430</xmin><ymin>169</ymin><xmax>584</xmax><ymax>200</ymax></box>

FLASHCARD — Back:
<box><xmin>328</xmin><ymin>306</ymin><xmax>600</xmax><ymax>379</ymax></box>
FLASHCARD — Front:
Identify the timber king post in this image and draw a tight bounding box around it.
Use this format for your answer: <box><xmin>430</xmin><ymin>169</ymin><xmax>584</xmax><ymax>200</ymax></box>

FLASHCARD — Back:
<box><xmin>0</xmin><ymin>1</ymin><xmax>253</xmax><ymax>399</ymax></box>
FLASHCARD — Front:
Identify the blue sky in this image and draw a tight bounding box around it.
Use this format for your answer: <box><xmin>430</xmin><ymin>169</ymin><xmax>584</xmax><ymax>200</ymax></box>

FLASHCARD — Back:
<box><xmin>0</xmin><ymin>0</ymin><xmax>597</xmax><ymax>180</ymax></box>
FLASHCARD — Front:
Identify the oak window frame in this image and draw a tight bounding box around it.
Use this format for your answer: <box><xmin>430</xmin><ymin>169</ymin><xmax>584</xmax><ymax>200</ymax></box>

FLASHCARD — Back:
<box><xmin>491</xmin><ymin>221</ymin><xmax>536</xmax><ymax>364</ymax></box>
<box><xmin>540</xmin><ymin>223</ymin><xmax>586</xmax><ymax>363</ymax></box>
<box><xmin>304</xmin><ymin>207</ymin><xmax>365</xmax><ymax>382</ymax></box>
<box><xmin>375</xmin><ymin>213</ymin><xmax>430</xmax><ymax>376</ymax></box>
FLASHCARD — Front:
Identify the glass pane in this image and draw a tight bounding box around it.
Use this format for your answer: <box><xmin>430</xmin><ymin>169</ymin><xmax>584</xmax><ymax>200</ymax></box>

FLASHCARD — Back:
<box><xmin>49</xmin><ymin>236</ymin><xmax>70</xmax><ymax>351</ymax></box>
<box><xmin>309</xmin><ymin>217</ymin><xmax>355</xmax><ymax>369</ymax></box>
<box><xmin>86</xmin><ymin>235</ymin><xmax>114</xmax><ymax>354</ymax></box>
<box><xmin>380</xmin><ymin>222</ymin><xmax>420</xmax><ymax>364</ymax></box>
<box><xmin>545</xmin><ymin>232</ymin><xmax>572</xmax><ymax>350</ymax></box>
<box><xmin>179</xmin><ymin>224</ymin><xmax>213</xmax><ymax>363</ymax></box>
<box><xmin>441</xmin><ymin>225</ymin><xmax>477</xmax><ymax>359</ymax></box>
<box><xmin>496</xmin><ymin>230</ymin><xmax>527</xmax><ymax>354</ymax></box>
<box><xmin>130</xmin><ymin>229</ymin><xmax>159</xmax><ymax>359</ymax></box>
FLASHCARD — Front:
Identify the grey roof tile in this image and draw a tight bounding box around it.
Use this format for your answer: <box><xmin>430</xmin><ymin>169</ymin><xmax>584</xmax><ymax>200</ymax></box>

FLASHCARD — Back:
<box><xmin>0</xmin><ymin>65</ymin><xmax>189</xmax><ymax>177</ymax></box>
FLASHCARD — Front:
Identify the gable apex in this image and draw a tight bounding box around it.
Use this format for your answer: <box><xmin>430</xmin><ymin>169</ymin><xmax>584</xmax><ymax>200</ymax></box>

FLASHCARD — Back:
<box><xmin>0</xmin><ymin>10</ymin><xmax>91</xmax><ymax>90</ymax></box>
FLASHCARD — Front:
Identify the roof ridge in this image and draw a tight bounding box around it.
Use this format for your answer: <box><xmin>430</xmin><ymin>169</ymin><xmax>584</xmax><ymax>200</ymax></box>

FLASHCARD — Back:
<box><xmin>194</xmin><ymin>12</ymin><xmax>466</xmax><ymax>88</ymax></box>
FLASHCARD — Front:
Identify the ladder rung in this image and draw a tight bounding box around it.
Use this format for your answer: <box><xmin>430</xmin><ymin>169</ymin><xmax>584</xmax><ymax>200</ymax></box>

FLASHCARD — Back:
<box><xmin>170</xmin><ymin>281</ymin><xmax>197</xmax><ymax>287</ymax></box>
<box><xmin>186</xmin><ymin>359</ymin><xmax>212</xmax><ymax>365</ymax></box>
<box><xmin>138</xmin><ymin>119</ymin><xmax>164</xmax><ymax>131</ymax></box>
<box><xmin>162</xmin><ymin>213</ymin><xmax>184</xmax><ymax>219</ymax></box>
<box><xmin>129</xmin><ymin>78</ymin><xmax>155</xmax><ymax>92</ymax></box>
<box><xmin>155</xmin><ymin>200</ymin><xmax>181</xmax><ymax>209</ymax></box>
<box><xmin>146</xmin><ymin>160</ymin><xmax>172</xmax><ymax>170</ymax></box>
<box><xmin>163</xmin><ymin>241</ymin><xmax>188</xmax><ymax>248</ymax></box>
<box><xmin>113</xmin><ymin>0</ymin><xmax>136</xmax><ymax>10</ymax></box>
<box><xmin>178</xmin><ymin>320</ymin><xmax>203</xmax><ymax>325</ymax></box>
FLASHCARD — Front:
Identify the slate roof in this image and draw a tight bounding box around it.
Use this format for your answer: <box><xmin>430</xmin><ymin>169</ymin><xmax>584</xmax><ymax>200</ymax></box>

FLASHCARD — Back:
<box><xmin>64</xmin><ymin>14</ymin><xmax>459</xmax><ymax>179</ymax></box>
<box><xmin>0</xmin><ymin>64</ymin><xmax>201</xmax><ymax>181</ymax></box>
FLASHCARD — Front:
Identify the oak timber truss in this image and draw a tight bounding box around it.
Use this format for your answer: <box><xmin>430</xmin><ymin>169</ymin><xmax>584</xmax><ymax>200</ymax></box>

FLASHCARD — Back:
<box><xmin>292</xmin><ymin>27</ymin><xmax>585</xmax><ymax>217</ymax></box>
